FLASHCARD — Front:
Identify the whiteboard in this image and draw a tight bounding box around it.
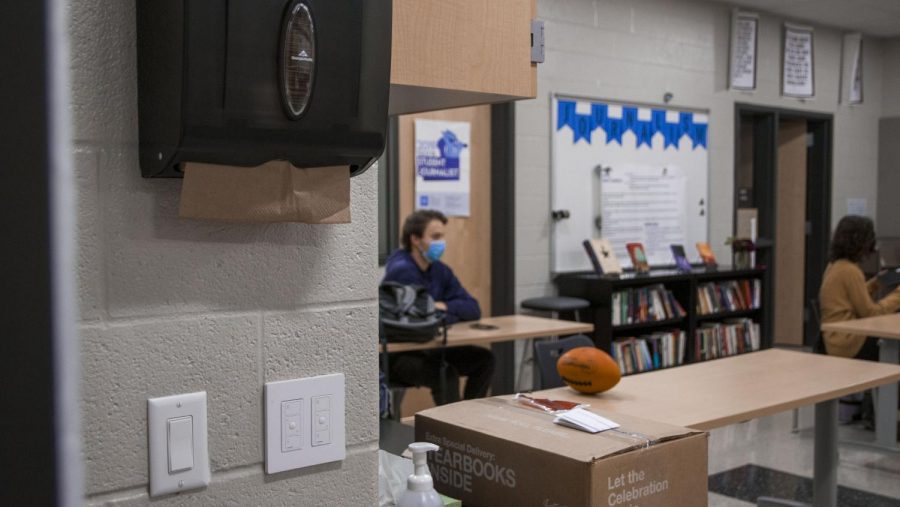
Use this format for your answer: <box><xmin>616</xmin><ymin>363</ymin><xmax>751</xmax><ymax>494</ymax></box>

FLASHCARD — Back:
<box><xmin>551</xmin><ymin>96</ymin><xmax>709</xmax><ymax>273</ymax></box>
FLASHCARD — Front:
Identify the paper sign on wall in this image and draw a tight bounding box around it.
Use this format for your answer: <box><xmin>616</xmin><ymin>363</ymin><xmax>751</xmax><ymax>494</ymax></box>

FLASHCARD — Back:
<box><xmin>414</xmin><ymin>119</ymin><xmax>471</xmax><ymax>217</ymax></box>
<box><xmin>846</xmin><ymin>198</ymin><xmax>867</xmax><ymax>216</ymax></box>
<box><xmin>846</xmin><ymin>33</ymin><xmax>863</xmax><ymax>104</ymax></box>
<box><xmin>783</xmin><ymin>24</ymin><xmax>815</xmax><ymax>98</ymax></box>
<box><xmin>730</xmin><ymin>12</ymin><xmax>758</xmax><ymax>91</ymax></box>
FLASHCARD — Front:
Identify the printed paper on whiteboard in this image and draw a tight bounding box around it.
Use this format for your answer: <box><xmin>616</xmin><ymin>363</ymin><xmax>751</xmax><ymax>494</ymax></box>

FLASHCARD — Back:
<box><xmin>599</xmin><ymin>165</ymin><xmax>687</xmax><ymax>266</ymax></box>
<box><xmin>415</xmin><ymin>119</ymin><xmax>471</xmax><ymax>217</ymax></box>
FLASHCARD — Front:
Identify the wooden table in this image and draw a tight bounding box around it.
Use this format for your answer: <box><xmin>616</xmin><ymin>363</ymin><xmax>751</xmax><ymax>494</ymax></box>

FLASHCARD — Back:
<box><xmin>380</xmin><ymin>314</ymin><xmax>592</xmax><ymax>411</ymax></box>
<box><xmin>821</xmin><ymin>314</ymin><xmax>900</xmax><ymax>340</ymax></box>
<box><xmin>533</xmin><ymin>349</ymin><xmax>900</xmax><ymax>507</ymax></box>
<box><xmin>822</xmin><ymin>313</ymin><xmax>900</xmax><ymax>450</ymax></box>
<box><xmin>382</xmin><ymin>314</ymin><xmax>593</xmax><ymax>353</ymax></box>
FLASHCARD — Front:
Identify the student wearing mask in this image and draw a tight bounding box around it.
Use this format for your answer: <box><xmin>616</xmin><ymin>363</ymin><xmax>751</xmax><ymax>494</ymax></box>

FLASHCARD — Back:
<box><xmin>382</xmin><ymin>210</ymin><xmax>494</xmax><ymax>404</ymax></box>
<box><xmin>820</xmin><ymin>215</ymin><xmax>900</xmax><ymax>360</ymax></box>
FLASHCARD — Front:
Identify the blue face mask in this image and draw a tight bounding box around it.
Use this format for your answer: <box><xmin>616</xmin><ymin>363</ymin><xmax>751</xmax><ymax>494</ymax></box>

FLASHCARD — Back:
<box><xmin>422</xmin><ymin>240</ymin><xmax>446</xmax><ymax>263</ymax></box>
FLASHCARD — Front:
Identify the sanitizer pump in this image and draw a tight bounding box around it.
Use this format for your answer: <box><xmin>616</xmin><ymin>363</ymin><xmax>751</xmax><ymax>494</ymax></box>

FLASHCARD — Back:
<box><xmin>397</xmin><ymin>442</ymin><xmax>442</xmax><ymax>507</ymax></box>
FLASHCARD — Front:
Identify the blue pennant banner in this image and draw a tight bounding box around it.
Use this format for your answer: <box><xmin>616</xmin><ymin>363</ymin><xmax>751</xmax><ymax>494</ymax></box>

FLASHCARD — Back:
<box><xmin>556</xmin><ymin>100</ymin><xmax>708</xmax><ymax>150</ymax></box>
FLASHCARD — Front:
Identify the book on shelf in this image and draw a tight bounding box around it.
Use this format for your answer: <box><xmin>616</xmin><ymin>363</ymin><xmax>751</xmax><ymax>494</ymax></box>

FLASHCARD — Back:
<box><xmin>696</xmin><ymin>242</ymin><xmax>717</xmax><ymax>268</ymax></box>
<box><xmin>670</xmin><ymin>244</ymin><xmax>692</xmax><ymax>272</ymax></box>
<box><xmin>694</xmin><ymin>318</ymin><xmax>760</xmax><ymax>362</ymax></box>
<box><xmin>696</xmin><ymin>279</ymin><xmax>762</xmax><ymax>315</ymax></box>
<box><xmin>610</xmin><ymin>330</ymin><xmax>686</xmax><ymax>375</ymax></box>
<box><xmin>626</xmin><ymin>242</ymin><xmax>650</xmax><ymax>273</ymax></box>
<box><xmin>611</xmin><ymin>284</ymin><xmax>686</xmax><ymax>326</ymax></box>
<box><xmin>583</xmin><ymin>238</ymin><xmax>622</xmax><ymax>275</ymax></box>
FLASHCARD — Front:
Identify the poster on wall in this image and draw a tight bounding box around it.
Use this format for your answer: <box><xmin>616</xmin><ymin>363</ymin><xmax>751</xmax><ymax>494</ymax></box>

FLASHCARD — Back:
<box><xmin>845</xmin><ymin>33</ymin><xmax>864</xmax><ymax>104</ymax></box>
<box><xmin>846</xmin><ymin>198</ymin><xmax>867</xmax><ymax>216</ymax></box>
<box><xmin>414</xmin><ymin>119</ymin><xmax>471</xmax><ymax>217</ymax></box>
<box><xmin>782</xmin><ymin>24</ymin><xmax>815</xmax><ymax>98</ymax></box>
<box><xmin>551</xmin><ymin>97</ymin><xmax>709</xmax><ymax>272</ymax></box>
<box><xmin>729</xmin><ymin>11</ymin><xmax>758</xmax><ymax>91</ymax></box>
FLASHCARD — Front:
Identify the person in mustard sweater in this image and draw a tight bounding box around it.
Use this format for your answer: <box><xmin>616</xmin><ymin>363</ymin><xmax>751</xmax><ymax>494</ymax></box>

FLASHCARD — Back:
<box><xmin>820</xmin><ymin>215</ymin><xmax>900</xmax><ymax>359</ymax></box>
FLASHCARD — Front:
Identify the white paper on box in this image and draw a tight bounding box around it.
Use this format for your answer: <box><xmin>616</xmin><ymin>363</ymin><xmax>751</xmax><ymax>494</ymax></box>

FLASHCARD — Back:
<box><xmin>554</xmin><ymin>408</ymin><xmax>620</xmax><ymax>433</ymax></box>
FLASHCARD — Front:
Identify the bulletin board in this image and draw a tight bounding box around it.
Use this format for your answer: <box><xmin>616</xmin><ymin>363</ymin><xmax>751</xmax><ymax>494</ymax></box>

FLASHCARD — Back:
<box><xmin>551</xmin><ymin>96</ymin><xmax>709</xmax><ymax>273</ymax></box>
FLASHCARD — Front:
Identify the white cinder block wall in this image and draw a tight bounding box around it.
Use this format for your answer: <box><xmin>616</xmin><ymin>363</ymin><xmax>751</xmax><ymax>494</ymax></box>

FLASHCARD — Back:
<box><xmin>515</xmin><ymin>0</ymin><xmax>890</xmax><ymax>309</ymax></box>
<box><xmin>72</xmin><ymin>1</ymin><xmax>379</xmax><ymax>505</ymax></box>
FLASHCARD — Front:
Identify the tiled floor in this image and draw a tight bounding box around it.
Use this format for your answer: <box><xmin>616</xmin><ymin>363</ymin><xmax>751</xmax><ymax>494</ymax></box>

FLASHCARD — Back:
<box><xmin>709</xmin><ymin>464</ymin><xmax>900</xmax><ymax>506</ymax></box>
<box><xmin>707</xmin><ymin>409</ymin><xmax>900</xmax><ymax>506</ymax></box>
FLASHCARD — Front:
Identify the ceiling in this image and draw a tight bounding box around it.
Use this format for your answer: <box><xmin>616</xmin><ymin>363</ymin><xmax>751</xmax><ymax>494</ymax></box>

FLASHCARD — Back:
<box><xmin>704</xmin><ymin>0</ymin><xmax>900</xmax><ymax>37</ymax></box>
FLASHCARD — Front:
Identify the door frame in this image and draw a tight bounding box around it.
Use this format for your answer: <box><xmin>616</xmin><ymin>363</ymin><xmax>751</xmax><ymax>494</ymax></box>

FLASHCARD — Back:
<box><xmin>1</xmin><ymin>0</ymin><xmax>82</xmax><ymax>504</ymax></box>
<box><xmin>733</xmin><ymin>104</ymin><xmax>833</xmax><ymax>348</ymax></box>
<box><xmin>379</xmin><ymin>104</ymin><xmax>517</xmax><ymax>394</ymax></box>
<box><xmin>490</xmin><ymin>102</ymin><xmax>516</xmax><ymax>394</ymax></box>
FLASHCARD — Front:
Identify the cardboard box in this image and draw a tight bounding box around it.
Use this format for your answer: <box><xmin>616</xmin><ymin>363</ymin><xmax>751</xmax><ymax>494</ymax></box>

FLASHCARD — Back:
<box><xmin>415</xmin><ymin>397</ymin><xmax>708</xmax><ymax>507</ymax></box>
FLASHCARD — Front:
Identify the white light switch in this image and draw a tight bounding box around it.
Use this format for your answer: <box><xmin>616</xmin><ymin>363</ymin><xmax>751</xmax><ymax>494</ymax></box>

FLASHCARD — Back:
<box><xmin>148</xmin><ymin>392</ymin><xmax>210</xmax><ymax>497</ymax></box>
<box><xmin>265</xmin><ymin>374</ymin><xmax>345</xmax><ymax>474</ymax></box>
<box><xmin>167</xmin><ymin>416</ymin><xmax>194</xmax><ymax>473</ymax></box>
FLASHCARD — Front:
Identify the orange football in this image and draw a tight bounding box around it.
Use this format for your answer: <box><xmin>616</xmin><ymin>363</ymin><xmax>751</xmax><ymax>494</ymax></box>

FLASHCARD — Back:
<box><xmin>557</xmin><ymin>346</ymin><xmax>621</xmax><ymax>394</ymax></box>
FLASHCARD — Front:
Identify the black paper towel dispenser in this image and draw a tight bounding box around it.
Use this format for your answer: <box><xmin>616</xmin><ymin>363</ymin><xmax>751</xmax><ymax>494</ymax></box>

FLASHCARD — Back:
<box><xmin>137</xmin><ymin>0</ymin><xmax>391</xmax><ymax>178</ymax></box>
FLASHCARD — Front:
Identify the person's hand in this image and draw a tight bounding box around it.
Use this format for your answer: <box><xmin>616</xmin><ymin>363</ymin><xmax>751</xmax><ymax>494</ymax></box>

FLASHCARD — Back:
<box><xmin>435</xmin><ymin>301</ymin><xmax>448</xmax><ymax>311</ymax></box>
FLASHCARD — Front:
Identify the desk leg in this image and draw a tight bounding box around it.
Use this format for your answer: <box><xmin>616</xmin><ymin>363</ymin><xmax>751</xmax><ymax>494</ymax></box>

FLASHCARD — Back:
<box><xmin>813</xmin><ymin>399</ymin><xmax>838</xmax><ymax>507</ymax></box>
<box><xmin>758</xmin><ymin>400</ymin><xmax>837</xmax><ymax>507</ymax></box>
<box><xmin>876</xmin><ymin>339</ymin><xmax>899</xmax><ymax>449</ymax></box>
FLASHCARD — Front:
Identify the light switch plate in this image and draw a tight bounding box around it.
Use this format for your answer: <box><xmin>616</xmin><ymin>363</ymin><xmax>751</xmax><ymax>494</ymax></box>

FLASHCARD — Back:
<box><xmin>265</xmin><ymin>373</ymin><xmax>345</xmax><ymax>474</ymax></box>
<box><xmin>147</xmin><ymin>391</ymin><xmax>210</xmax><ymax>497</ymax></box>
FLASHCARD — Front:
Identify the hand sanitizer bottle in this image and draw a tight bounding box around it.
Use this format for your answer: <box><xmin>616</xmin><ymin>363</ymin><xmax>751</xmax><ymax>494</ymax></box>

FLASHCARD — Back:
<box><xmin>397</xmin><ymin>442</ymin><xmax>443</xmax><ymax>507</ymax></box>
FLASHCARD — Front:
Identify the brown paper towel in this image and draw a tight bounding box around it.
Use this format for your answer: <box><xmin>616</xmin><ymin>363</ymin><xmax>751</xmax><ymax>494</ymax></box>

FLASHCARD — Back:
<box><xmin>179</xmin><ymin>161</ymin><xmax>350</xmax><ymax>223</ymax></box>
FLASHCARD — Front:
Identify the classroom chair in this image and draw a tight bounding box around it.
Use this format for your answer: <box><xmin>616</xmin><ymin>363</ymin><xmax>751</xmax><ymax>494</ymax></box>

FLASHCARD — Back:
<box><xmin>791</xmin><ymin>299</ymin><xmax>825</xmax><ymax>432</ymax></box>
<box><xmin>517</xmin><ymin>296</ymin><xmax>590</xmax><ymax>390</ymax></box>
<box><xmin>533</xmin><ymin>334</ymin><xmax>595</xmax><ymax>390</ymax></box>
<box><xmin>791</xmin><ymin>298</ymin><xmax>864</xmax><ymax>432</ymax></box>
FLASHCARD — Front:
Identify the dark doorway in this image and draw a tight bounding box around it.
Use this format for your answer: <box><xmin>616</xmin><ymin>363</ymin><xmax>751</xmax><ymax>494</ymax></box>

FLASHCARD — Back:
<box><xmin>734</xmin><ymin>104</ymin><xmax>832</xmax><ymax>349</ymax></box>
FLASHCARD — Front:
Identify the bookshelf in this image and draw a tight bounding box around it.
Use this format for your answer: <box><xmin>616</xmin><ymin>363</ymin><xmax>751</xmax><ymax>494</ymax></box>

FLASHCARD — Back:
<box><xmin>554</xmin><ymin>267</ymin><xmax>769</xmax><ymax>375</ymax></box>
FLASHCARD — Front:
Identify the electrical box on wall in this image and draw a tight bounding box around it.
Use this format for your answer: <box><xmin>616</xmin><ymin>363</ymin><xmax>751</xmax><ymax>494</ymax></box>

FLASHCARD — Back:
<box><xmin>136</xmin><ymin>0</ymin><xmax>391</xmax><ymax>178</ymax></box>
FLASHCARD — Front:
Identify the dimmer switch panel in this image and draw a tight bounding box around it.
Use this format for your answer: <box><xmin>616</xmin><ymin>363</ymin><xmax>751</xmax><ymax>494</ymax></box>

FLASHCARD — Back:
<box><xmin>265</xmin><ymin>374</ymin><xmax>345</xmax><ymax>474</ymax></box>
<box><xmin>281</xmin><ymin>399</ymin><xmax>303</xmax><ymax>452</ymax></box>
<box><xmin>311</xmin><ymin>395</ymin><xmax>331</xmax><ymax>446</ymax></box>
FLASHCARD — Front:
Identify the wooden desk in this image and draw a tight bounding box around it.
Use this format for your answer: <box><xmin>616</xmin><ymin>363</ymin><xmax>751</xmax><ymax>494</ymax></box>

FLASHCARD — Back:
<box><xmin>533</xmin><ymin>349</ymin><xmax>900</xmax><ymax>507</ymax></box>
<box><xmin>822</xmin><ymin>314</ymin><xmax>900</xmax><ymax>449</ymax></box>
<box><xmin>382</xmin><ymin>314</ymin><xmax>593</xmax><ymax>353</ymax></box>
<box><xmin>535</xmin><ymin>349</ymin><xmax>900</xmax><ymax>430</ymax></box>
<box><xmin>821</xmin><ymin>313</ymin><xmax>900</xmax><ymax>339</ymax></box>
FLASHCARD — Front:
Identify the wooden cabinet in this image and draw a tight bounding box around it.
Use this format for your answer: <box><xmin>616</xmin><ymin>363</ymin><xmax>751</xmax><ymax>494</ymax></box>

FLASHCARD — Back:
<box><xmin>389</xmin><ymin>0</ymin><xmax>537</xmax><ymax>114</ymax></box>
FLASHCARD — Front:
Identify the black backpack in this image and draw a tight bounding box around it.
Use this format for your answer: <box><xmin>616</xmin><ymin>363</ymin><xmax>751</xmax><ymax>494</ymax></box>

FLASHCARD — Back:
<box><xmin>378</xmin><ymin>282</ymin><xmax>445</xmax><ymax>343</ymax></box>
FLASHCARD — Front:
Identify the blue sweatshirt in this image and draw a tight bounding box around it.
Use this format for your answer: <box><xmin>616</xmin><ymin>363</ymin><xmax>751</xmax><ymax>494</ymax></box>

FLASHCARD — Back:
<box><xmin>382</xmin><ymin>249</ymin><xmax>481</xmax><ymax>325</ymax></box>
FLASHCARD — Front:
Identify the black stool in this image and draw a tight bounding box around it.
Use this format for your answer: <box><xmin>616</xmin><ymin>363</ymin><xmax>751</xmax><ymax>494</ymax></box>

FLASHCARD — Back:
<box><xmin>517</xmin><ymin>296</ymin><xmax>590</xmax><ymax>390</ymax></box>
<box><xmin>520</xmin><ymin>296</ymin><xmax>590</xmax><ymax>322</ymax></box>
